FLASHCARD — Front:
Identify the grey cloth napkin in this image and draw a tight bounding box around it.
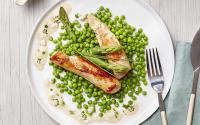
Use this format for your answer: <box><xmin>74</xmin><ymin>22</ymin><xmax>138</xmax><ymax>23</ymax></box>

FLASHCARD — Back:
<box><xmin>142</xmin><ymin>42</ymin><xmax>200</xmax><ymax>125</ymax></box>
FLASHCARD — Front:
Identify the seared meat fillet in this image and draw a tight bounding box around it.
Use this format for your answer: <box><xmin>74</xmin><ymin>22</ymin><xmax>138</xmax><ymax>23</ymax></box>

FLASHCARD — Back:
<box><xmin>86</xmin><ymin>14</ymin><xmax>131</xmax><ymax>79</ymax></box>
<box><xmin>50</xmin><ymin>51</ymin><xmax>121</xmax><ymax>94</ymax></box>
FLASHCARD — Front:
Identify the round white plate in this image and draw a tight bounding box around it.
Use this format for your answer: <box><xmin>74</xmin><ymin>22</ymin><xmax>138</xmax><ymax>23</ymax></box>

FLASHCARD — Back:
<box><xmin>26</xmin><ymin>0</ymin><xmax>174</xmax><ymax>125</ymax></box>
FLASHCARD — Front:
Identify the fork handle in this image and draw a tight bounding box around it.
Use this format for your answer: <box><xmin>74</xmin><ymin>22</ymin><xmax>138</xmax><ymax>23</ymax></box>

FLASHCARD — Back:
<box><xmin>186</xmin><ymin>68</ymin><xmax>200</xmax><ymax>125</ymax></box>
<box><xmin>186</xmin><ymin>94</ymin><xmax>195</xmax><ymax>125</ymax></box>
<box><xmin>158</xmin><ymin>93</ymin><xmax>168</xmax><ymax>125</ymax></box>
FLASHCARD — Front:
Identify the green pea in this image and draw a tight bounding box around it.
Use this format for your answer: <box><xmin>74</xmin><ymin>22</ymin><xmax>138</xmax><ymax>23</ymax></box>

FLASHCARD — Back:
<box><xmin>99</xmin><ymin>6</ymin><xmax>104</xmax><ymax>11</ymax></box>
<box><xmin>95</xmin><ymin>97</ymin><xmax>99</xmax><ymax>101</ymax></box>
<box><xmin>75</xmin><ymin>13</ymin><xmax>80</xmax><ymax>18</ymax></box>
<box><xmin>114</xmin><ymin>103</ymin><xmax>119</xmax><ymax>107</ymax></box>
<box><xmin>77</xmin><ymin>24</ymin><xmax>81</xmax><ymax>28</ymax></box>
<box><xmin>75</xmin><ymin>90</ymin><xmax>79</xmax><ymax>94</ymax></box>
<box><xmin>56</xmin><ymin>84</ymin><xmax>61</xmax><ymax>88</ymax></box>
<box><xmin>93</xmin><ymin>100</ymin><xmax>97</xmax><ymax>104</ymax></box>
<box><xmin>102</xmin><ymin>100</ymin><xmax>107</xmax><ymax>104</ymax></box>
<box><xmin>72</xmin><ymin>97</ymin><xmax>76</xmax><ymax>102</ymax></box>
<box><xmin>60</xmin><ymin>84</ymin><xmax>65</xmax><ymax>88</ymax></box>
<box><xmin>83</xmin><ymin>104</ymin><xmax>88</xmax><ymax>109</ymax></box>
<box><xmin>128</xmin><ymin>92</ymin><xmax>133</xmax><ymax>97</ymax></box>
<box><xmin>51</xmin><ymin>78</ymin><xmax>56</xmax><ymax>83</ymax></box>
<box><xmin>99</xmin><ymin>107</ymin><xmax>104</xmax><ymax>112</ymax></box>
<box><xmin>114</xmin><ymin>16</ymin><xmax>119</xmax><ymax>21</ymax></box>
<box><xmin>118</xmin><ymin>98</ymin><xmax>123</xmax><ymax>103</ymax></box>
<box><xmin>138</xmin><ymin>87</ymin><xmax>143</xmax><ymax>92</ymax></box>
<box><xmin>138</xmin><ymin>28</ymin><xmax>143</xmax><ymax>33</ymax></box>
<box><xmin>49</xmin><ymin>36</ymin><xmax>53</xmax><ymax>41</ymax></box>
<box><xmin>128</xmin><ymin>100</ymin><xmax>133</xmax><ymax>105</ymax></box>
<box><xmin>93</xmin><ymin>92</ymin><xmax>98</xmax><ymax>97</ymax></box>
<box><xmin>73</xmin><ymin>84</ymin><xmax>78</xmax><ymax>89</ymax></box>
<box><xmin>88</xmin><ymin>100</ymin><xmax>93</xmax><ymax>105</ymax></box>
<box><xmin>135</xmin><ymin>91</ymin><xmax>140</xmax><ymax>95</ymax></box>
<box><xmin>111</xmin><ymin>99</ymin><xmax>116</xmax><ymax>104</ymax></box>
<box><xmin>98</xmin><ymin>102</ymin><xmax>103</xmax><ymax>106</ymax></box>
<box><xmin>60</xmin><ymin>89</ymin><xmax>64</xmax><ymax>93</ymax></box>
<box><xmin>88</xmin><ymin>88</ymin><xmax>93</xmax><ymax>93</ymax></box>
<box><xmin>77</xmin><ymin>104</ymin><xmax>82</xmax><ymax>109</ymax></box>
<box><xmin>107</xmin><ymin>105</ymin><xmax>111</xmax><ymax>110</ymax></box>
<box><xmin>118</xmin><ymin>24</ymin><xmax>123</xmax><ymax>28</ymax></box>
<box><xmin>121</xmin><ymin>15</ymin><xmax>125</xmax><ymax>20</ymax></box>
<box><xmin>142</xmin><ymin>91</ymin><xmax>147</xmax><ymax>96</ymax></box>
<box><xmin>67</xmin><ymin>90</ymin><xmax>72</xmax><ymax>95</ymax></box>
<box><xmin>64</xmin><ymin>88</ymin><xmax>68</xmax><ymax>92</ymax></box>
<box><xmin>99</xmin><ymin>113</ymin><xmax>103</xmax><ymax>117</ymax></box>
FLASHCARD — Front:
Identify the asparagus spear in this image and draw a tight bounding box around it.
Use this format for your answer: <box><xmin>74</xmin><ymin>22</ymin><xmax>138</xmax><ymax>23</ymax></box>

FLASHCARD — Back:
<box><xmin>59</xmin><ymin>7</ymin><xmax>70</xmax><ymax>26</ymax></box>
<box><xmin>79</xmin><ymin>52</ymin><xmax>109</xmax><ymax>70</ymax></box>
<box><xmin>108</xmin><ymin>63</ymin><xmax>129</xmax><ymax>73</ymax></box>
<box><xmin>79</xmin><ymin>52</ymin><xmax>128</xmax><ymax>73</ymax></box>
<box><xmin>91</xmin><ymin>45</ymin><xmax>123</xmax><ymax>55</ymax></box>
<box><xmin>59</xmin><ymin>7</ymin><xmax>76</xmax><ymax>41</ymax></box>
<box><xmin>78</xmin><ymin>52</ymin><xmax>128</xmax><ymax>61</ymax></box>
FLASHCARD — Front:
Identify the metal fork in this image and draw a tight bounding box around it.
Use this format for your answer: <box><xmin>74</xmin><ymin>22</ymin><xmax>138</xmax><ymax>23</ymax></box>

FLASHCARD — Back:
<box><xmin>146</xmin><ymin>48</ymin><xmax>168</xmax><ymax>125</ymax></box>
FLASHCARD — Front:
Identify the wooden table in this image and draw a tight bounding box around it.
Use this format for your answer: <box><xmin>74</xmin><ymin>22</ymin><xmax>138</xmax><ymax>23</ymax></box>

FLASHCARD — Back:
<box><xmin>0</xmin><ymin>0</ymin><xmax>200</xmax><ymax>125</ymax></box>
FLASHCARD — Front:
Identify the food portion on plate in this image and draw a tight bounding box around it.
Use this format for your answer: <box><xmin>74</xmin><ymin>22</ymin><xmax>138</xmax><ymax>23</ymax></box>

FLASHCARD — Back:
<box><xmin>85</xmin><ymin>14</ymin><xmax>131</xmax><ymax>79</ymax></box>
<box><xmin>34</xmin><ymin>2</ymin><xmax>148</xmax><ymax>123</ymax></box>
<box><xmin>50</xmin><ymin>51</ymin><xmax>121</xmax><ymax>94</ymax></box>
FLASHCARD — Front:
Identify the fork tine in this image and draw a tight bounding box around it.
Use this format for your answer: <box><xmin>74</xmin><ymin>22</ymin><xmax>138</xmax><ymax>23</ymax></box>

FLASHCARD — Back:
<box><xmin>152</xmin><ymin>48</ymin><xmax>159</xmax><ymax>76</ymax></box>
<box><xmin>149</xmin><ymin>49</ymin><xmax>155</xmax><ymax>76</ymax></box>
<box><xmin>155</xmin><ymin>48</ymin><xmax>163</xmax><ymax>75</ymax></box>
<box><xmin>146</xmin><ymin>49</ymin><xmax>151</xmax><ymax>77</ymax></box>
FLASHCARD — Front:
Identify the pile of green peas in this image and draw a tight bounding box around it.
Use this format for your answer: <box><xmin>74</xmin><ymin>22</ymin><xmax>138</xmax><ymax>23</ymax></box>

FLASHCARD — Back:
<box><xmin>48</xmin><ymin>6</ymin><xmax>148</xmax><ymax>117</ymax></box>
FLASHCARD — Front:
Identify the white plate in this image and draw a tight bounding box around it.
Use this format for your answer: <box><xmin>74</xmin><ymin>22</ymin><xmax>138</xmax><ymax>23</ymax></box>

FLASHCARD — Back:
<box><xmin>26</xmin><ymin>0</ymin><xmax>174</xmax><ymax>125</ymax></box>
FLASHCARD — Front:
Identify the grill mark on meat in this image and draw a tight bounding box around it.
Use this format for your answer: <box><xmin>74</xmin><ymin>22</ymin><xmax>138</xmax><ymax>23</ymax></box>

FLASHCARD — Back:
<box><xmin>107</xmin><ymin>50</ymin><xmax>123</xmax><ymax>60</ymax></box>
<box><xmin>106</xmin><ymin>84</ymin><xmax>116</xmax><ymax>92</ymax></box>
<box><xmin>77</xmin><ymin>56</ymin><xmax>111</xmax><ymax>78</ymax></box>
<box><xmin>50</xmin><ymin>51</ymin><xmax>74</xmax><ymax>67</ymax></box>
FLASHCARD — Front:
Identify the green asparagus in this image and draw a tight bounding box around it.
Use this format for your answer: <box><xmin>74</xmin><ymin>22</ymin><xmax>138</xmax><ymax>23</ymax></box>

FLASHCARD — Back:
<box><xmin>91</xmin><ymin>45</ymin><xmax>123</xmax><ymax>55</ymax></box>
<box><xmin>59</xmin><ymin>7</ymin><xmax>76</xmax><ymax>41</ymax></box>
<box><xmin>78</xmin><ymin>52</ymin><xmax>128</xmax><ymax>73</ymax></box>
<box><xmin>59</xmin><ymin>7</ymin><xmax>70</xmax><ymax>26</ymax></box>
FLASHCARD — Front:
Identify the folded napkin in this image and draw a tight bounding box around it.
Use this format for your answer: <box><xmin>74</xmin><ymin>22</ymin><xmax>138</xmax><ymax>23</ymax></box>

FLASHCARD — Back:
<box><xmin>142</xmin><ymin>42</ymin><xmax>200</xmax><ymax>125</ymax></box>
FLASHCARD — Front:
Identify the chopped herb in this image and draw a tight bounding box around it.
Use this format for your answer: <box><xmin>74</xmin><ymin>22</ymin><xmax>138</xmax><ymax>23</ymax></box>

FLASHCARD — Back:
<box><xmin>59</xmin><ymin>100</ymin><xmax>65</xmax><ymax>106</ymax></box>
<box><xmin>37</xmin><ymin>58</ymin><xmax>41</xmax><ymax>64</ymax></box>
<box><xmin>42</xmin><ymin>51</ymin><xmax>46</xmax><ymax>55</ymax></box>
<box><xmin>113</xmin><ymin>108</ymin><xmax>119</xmax><ymax>118</ymax></box>
<box><xmin>54</xmin><ymin>16</ymin><xmax>60</xmax><ymax>24</ymax></box>
<box><xmin>128</xmin><ymin>105</ymin><xmax>134</xmax><ymax>112</ymax></box>
<box><xmin>122</xmin><ymin>104</ymin><xmax>128</xmax><ymax>109</ymax></box>
<box><xmin>43</xmin><ymin>29</ymin><xmax>48</xmax><ymax>34</ymax></box>
<box><xmin>81</xmin><ymin>111</ymin><xmax>87</xmax><ymax>120</ymax></box>
<box><xmin>69</xmin><ymin>110</ymin><xmax>75</xmax><ymax>115</ymax></box>
<box><xmin>44</xmin><ymin>24</ymin><xmax>48</xmax><ymax>28</ymax></box>
<box><xmin>52</xmin><ymin>99</ymin><xmax>59</xmax><ymax>106</ymax></box>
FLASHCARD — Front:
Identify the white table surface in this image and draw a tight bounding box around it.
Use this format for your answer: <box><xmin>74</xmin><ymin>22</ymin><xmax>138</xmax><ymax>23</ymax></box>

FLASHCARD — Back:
<box><xmin>0</xmin><ymin>0</ymin><xmax>200</xmax><ymax>125</ymax></box>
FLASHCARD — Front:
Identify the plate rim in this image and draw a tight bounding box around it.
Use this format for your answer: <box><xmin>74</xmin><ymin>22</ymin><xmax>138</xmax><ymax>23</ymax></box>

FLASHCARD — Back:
<box><xmin>26</xmin><ymin>0</ymin><xmax>175</xmax><ymax>125</ymax></box>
